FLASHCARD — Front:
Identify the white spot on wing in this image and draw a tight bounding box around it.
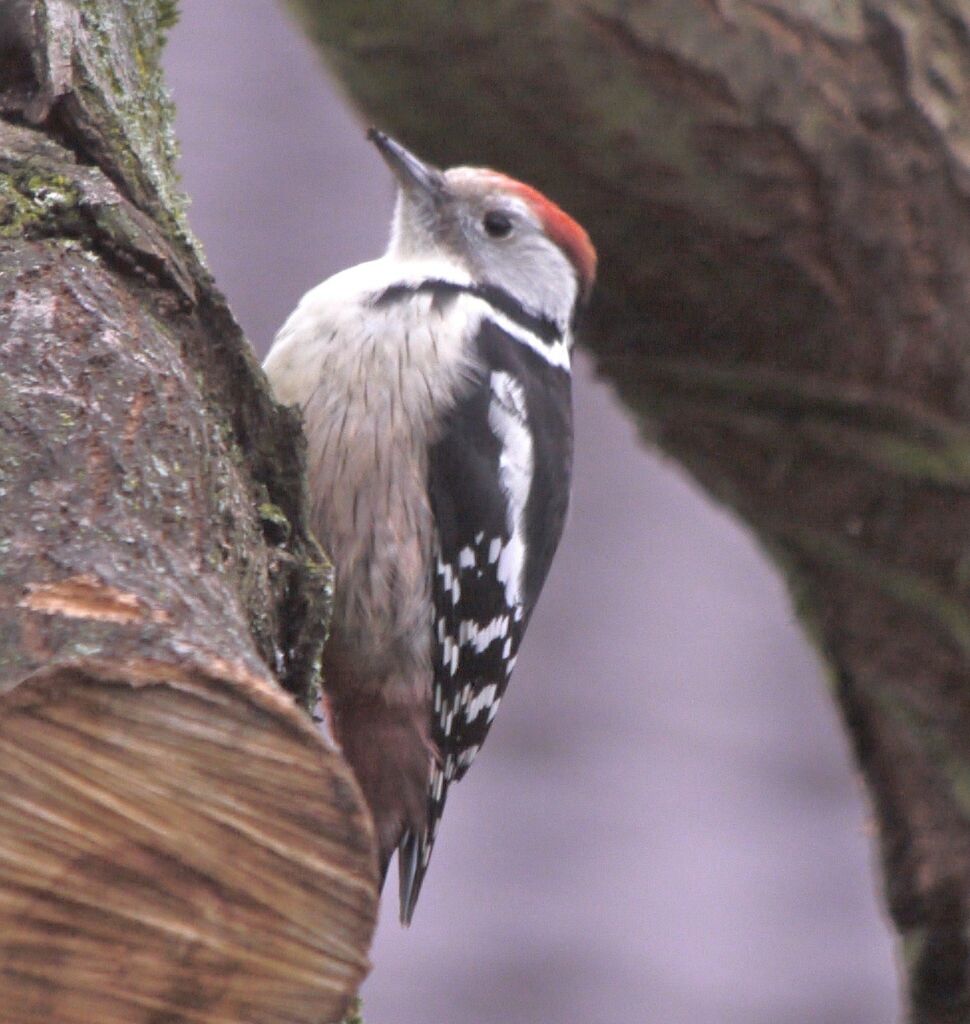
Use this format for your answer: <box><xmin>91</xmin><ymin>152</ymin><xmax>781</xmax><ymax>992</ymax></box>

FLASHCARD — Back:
<box><xmin>498</xmin><ymin>537</ymin><xmax>525</xmax><ymax>612</ymax></box>
<box><xmin>436</xmin><ymin>550</ymin><xmax>462</xmax><ymax>605</ymax></box>
<box><xmin>488</xmin><ymin>372</ymin><xmax>533</xmax><ymax>612</ymax></box>
<box><xmin>459</xmin><ymin>546</ymin><xmax>475</xmax><ymax>568</ymax></box>
<box><xmin>459</xmin><ymin>615</ymin><xmax>510</xmax><ymax>653</ymax></box>
<box><xmin>457</xmin><ymin>745</ymin><xmax>480</xmax><ymax>770</ymax></box>
<box><xmin>465</xmin><ymin>683</ymin><xmax>498</xmax><ymax>721</ymax></box>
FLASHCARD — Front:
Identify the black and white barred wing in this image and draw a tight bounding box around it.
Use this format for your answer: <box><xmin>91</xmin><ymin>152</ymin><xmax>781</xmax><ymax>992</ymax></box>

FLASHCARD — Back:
<box><xmin>398</xmin><ymin>318</ymin><xmax>572</xmax><ymax>921</ymax></box>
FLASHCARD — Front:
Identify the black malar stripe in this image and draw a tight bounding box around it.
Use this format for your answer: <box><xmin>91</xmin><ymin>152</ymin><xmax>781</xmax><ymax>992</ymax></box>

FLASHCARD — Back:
<box><xmin>372</xmin><ymin>278</ymin><xmax>564</xmax><ymax>347</ymax></box>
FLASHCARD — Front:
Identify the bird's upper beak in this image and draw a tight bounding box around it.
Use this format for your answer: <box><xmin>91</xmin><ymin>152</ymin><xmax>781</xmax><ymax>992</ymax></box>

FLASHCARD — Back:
<box><xmin>368</xmin><ymin>129</ymin><xmax>445</xmax><ymax>199</ymax></box>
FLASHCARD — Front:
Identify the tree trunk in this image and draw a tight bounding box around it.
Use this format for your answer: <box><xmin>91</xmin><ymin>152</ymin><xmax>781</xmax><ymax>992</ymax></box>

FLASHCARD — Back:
<box><xmin>0</xmin><ymin>3</ymin><xmax>376</xmax><ymax>1022</ymax></box>
<box><xmin>291</xmin><ymin>0</ymin><xmax>970</xmax><ymax>1019</ymax></box>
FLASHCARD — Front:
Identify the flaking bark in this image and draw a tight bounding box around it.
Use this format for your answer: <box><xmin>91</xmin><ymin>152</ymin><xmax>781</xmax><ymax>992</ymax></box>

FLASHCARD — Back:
<box><xmin>0</xmin><ymin>3</ymin><xmax>377</xmax><ymax>1021</ymax></box>
<box><xmin>290</xmin><ymin>0</ymin><xmax>970</xmax><ymax>1019</ymax></box>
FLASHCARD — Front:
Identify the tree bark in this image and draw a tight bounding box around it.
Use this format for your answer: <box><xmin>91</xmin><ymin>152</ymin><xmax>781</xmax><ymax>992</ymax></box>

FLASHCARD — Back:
<box><xmin>291</xmin><ymin>0</ymin><xmax>970</xmax><ymax>1019</ymax></box>
<box><xmin>0</xmin><ymin>3</ymin><xmax>376</xmax><ymax>1022</ymax></box>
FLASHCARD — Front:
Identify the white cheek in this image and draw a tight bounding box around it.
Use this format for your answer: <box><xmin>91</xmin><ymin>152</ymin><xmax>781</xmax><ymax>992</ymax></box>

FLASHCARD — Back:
<box><xmin>476</xmin><ymin>236</ymin><xmax>577</xmax><ymax>327</ymax></box>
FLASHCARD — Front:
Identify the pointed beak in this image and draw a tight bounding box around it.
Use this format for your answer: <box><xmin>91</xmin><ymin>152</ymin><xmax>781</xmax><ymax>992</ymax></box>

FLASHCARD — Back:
<box><xmin>367</xmin><ymin>128</ymin><xmax>444</xmax><ymax>199</ymax></box>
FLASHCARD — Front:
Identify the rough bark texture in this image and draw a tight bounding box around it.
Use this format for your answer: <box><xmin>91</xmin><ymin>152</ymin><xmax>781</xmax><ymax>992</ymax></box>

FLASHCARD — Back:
<box><xmin>0</xmin><ymin>3</ymin><xmax>377</xmax><ymax>1021</ymax></box>
<box><xmin>291</xmin><ymin>0</ymin><xmax>970</xmax><ymax>1019</ymax></box>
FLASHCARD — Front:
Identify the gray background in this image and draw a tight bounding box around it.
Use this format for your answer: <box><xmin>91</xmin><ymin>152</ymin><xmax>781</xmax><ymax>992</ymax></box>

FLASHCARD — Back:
<box><xmin>164</xmin><ymin>4</ymin><xmax>900</xmax><ymax>1021</ymax></box>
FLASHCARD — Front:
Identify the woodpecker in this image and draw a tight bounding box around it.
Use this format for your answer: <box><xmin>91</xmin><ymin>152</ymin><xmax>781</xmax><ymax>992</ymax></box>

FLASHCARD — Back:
<box><xmin>264</xmin><ymin>130</ymin><xmax>595</xmax><ymax>924</ymax></box>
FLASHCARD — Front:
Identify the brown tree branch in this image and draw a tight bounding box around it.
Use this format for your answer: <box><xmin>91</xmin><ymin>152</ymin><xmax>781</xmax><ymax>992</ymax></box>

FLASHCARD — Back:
<box><xmin>292</xmin><ymin>0</ymin><xmax>970</xmax><ymax>1018</ymax></box>
<box><xmin>0</xmin><ymin>3</ymin><xmax>377</xmax><ymax>1021</ymax></box>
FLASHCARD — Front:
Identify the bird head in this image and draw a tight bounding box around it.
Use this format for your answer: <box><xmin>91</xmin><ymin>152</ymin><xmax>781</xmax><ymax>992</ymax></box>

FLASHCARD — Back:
<box><xmin>368</xmin><ymin>129</ymin><xmax>596</xmax><ymax>327</ymax></box>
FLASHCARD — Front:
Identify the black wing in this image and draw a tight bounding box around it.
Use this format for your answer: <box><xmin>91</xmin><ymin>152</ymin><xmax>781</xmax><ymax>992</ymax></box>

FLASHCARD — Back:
<box><xmin>398</xmin><ymin>317</ymin><xmax>572</xmax><ymax>921</ymax></box>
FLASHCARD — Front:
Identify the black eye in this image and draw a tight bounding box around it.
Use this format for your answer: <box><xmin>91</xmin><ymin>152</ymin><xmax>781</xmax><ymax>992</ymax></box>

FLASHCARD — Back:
<box><xmin>483</xmin><ymin>210</ymin><xmax>513</xmax><ymax>238</ymax></box>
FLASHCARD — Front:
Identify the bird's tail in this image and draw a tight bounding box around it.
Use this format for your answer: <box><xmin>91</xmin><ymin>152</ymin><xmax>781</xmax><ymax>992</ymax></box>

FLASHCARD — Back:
<box><xmin>397</xmin><ymin>829</ymin><xmax>425</xmax><ymax>925</ymax></box>
<box><xmin>397</xmin><ymin>763</ymin><xmax>451</xmax><ymax>925</ymax></box>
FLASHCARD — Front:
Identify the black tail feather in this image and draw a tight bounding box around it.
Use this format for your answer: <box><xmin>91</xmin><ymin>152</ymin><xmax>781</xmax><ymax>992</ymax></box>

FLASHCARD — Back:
<box><xmin>397</xmin><ymin>828</ymin><xmax>426</xmax><ymax>926</ymax></box>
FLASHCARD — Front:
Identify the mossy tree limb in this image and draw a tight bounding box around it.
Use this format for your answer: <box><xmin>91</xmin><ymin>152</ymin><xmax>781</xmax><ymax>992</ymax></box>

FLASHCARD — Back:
<box><xmin>291</xmin><ymin>0</ymin><xmax>970</xmax><ymax>1018</ymax></box>
<box><xmin>0</xmin><ymin>4</ymin><xmax>377</xmax><ymax>1022</ymax></box>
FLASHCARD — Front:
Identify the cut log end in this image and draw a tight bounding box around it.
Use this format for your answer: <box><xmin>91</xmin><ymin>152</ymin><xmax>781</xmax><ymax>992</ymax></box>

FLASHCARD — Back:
<box><xmin>0</xmin><ymin>664</ymin><xmax>378</xmax><ymax>1024</ymax></box>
